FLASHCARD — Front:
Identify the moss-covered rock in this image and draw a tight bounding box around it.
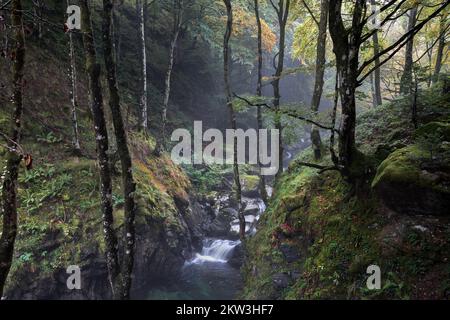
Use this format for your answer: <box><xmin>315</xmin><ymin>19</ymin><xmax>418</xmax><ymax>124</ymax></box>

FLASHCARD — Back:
<box><xmin>372</xmin><ymin>145</ymin><xmax>450</xmax><ymax>216</ymax></box>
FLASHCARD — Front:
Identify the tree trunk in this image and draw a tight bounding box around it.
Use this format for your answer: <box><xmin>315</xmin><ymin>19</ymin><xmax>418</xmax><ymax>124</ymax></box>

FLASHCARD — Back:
<box><xmin>433</xmin><ymin>14</ymin><xmax>446</xmax><ymax>84</ymax></box>
<box><xmin>328</xmin><ymin>0</ymin><xmax>365</xmax><ymax>177</ymax></box>
<box><xmin>371</xmin><ymin>0</ymin><xmax>382</xmax><ymax>106</ymax></box>
<box><xmin>310</xmin><ymin>0</ymin><xmax>328</xmax><ymax>160</ymax></box>
<box><xmin>137</xmin><ymin>0</ymin><xmax>148</xmax><ymax>132</ymax></box>
<box><xmin>400</xmin><ymin>6</ymin><xmax>418</xmax><ymax>95</ymax></box>
<box><xmin>272</xmin><ymin>0</ymin><xmax>290</xmax><ymax>179</ymax></box>
<box><xmin>67</xmin><ymin>0</ymin><xmax>81</xmax><ymax>153</ymax></box>
<box><xmin>79</xmin><ymin>0</ymin><xmax>122</xmax><ymax>300</ymax></box>
<box><xmin>254</xmin><ymin>0</ymin><xmax>268</xmax><ymax>204</ymax></box>
<box><xmin>223</xmin><ymin>0</ymin><xmax>245</xmax><ymax>240</ymax></box>
<box><xmin>158</xmin><ymin>0</ymin><xmax>183</xmax><ymax>153</ymax></box>
<box><xmin>0</xmin><ymin>0</ymin><xmax>25</xmax><ymax>297</ymax></box>
<box><xmin>102</xmin><ymin>0</ymin><xmax>137</xmax><ymax>300</ymax></box>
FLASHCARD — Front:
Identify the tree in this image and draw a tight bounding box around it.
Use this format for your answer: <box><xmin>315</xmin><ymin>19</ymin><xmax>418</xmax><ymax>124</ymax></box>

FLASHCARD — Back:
<box><xmin>433</xmin><ymin>13</ymin><xmax>448</xmax><ymax>83</ymax></box>
<box><xmin>254</xmin><ymin>0</ymin><xmax>268</xmax><ymax>204</ymax></box>
<box><xmin>327</xmin><ymin>0</ymin><xmax>448</xmax><ymax>179</ymax></box>
<box><xmin>309</xmin><ymin>0</ymin><xmax>328</xmax><ymax>160</ymax></box>
<box><xmin>371</xmin><ymin>0</ymin><xmax>382</xmax><ymax>106</ymax></box>
<box><xmin>0</xmin><ymin>0</ymin><xmax>25</xmax><ymax>297</ymax></box>
<box><xmin>328</xmin><ymin>0</ymin><xmax>365</xmax><ymax>177</ymax></box>
<box><xmin>400</xmin><ymin>5</ymin><xmax>418</xmax><ymax>95</ymax></box>
<box><xmin>102</xmin><ymin>0</ymin><xmax>137</xmax><ymax>300</ymax></box>
<box><xmin>157</xmin><ymin>0</ymin><xmax>184</xmax><ymax>153</ymax></box>
<box><xmin>137</xmin><ymin>0</ymin><xmax>148</xmax><ymax>132</ymax></box>
<box><xmin>223</xmin><ymin>0</ymin><xmax>245</xmax><ymax>240</ymax></box>
<box><xmin>79</xmin><ymin>0</ymin><xmax>122</xmax><ymax>299</ymax></box>
<box><xmin>66</xmin><ymin>0</ymin><xmax>81</xmax><ymax>153</ymax></box>
<box><xmin>270</xmin><ymin>0</ymin><xmax>290</xmax><ymax>179</ymax></box>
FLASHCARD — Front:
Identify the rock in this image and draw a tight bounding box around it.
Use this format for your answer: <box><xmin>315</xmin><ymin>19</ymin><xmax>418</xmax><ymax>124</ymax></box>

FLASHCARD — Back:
<box><xmin>241</xmin><ymin>175</ymin><xmax>261</xmax><ymax>198</ymax></box>
<box><xmin>228</xmin><ymin>243</ymin><xmax>245</xmax><ymax>269</ymax></box>
<box><xmin>372</xmin><ymin>145</ymin><xmax>450</xmax><ymax>216</ymax></box>
<box><xmin>206</xmin><ymin>207</ymin><xmax>237</xmax><ymax>237</ymax></box>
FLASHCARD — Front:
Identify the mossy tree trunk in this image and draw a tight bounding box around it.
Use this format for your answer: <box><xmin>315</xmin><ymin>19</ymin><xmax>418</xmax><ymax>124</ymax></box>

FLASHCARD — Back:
<box><xmin>79</xmin><ymin>0</ymin><xmax>122</xmax><ymax>300</ymax></box>
<box><xmin>223</xmin><ymin>0</ymin><xmax>245</xmax><ymax>241</ymax></box>
<box><xmin>0</xmin><ymin>0</ymin><xmax>25</xmax><ymax>297</ymax></box>
<box><xmin>328</xmin><ymin>0</ymin><xmax>365</xmax><ymax>177</ymax></box>
<box><xmin>102</xmin><ymin>0</ymin><xmax>137</xmax><ymax>300</ymax></box>
<box><xmin>254</xmin><ymin>0</ymin><xmax>268</xmax><ymax>205</ymax></box>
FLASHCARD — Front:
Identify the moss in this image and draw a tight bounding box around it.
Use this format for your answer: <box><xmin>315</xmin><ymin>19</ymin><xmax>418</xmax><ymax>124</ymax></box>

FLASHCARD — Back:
<box><xmin>241</xmin><ymin>175</ymin><xmax>260</xmax><ymax>192</ymax></box>
<box><xmin>371</xmin><ymin>144</ymin><xmax>448</xmax><ymax>194</ymax></box>
<box><xmin>414</xmin><ymin>121</ymin><xmax>450</xmax><ymax>141</ymax></box>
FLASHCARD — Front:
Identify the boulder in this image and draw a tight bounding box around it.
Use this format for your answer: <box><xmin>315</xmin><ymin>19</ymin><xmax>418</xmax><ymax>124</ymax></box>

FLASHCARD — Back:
<box><xmin>372</xmin><ymin>144</ymin><xmax>450</xmax><ymax>216</ymax></box>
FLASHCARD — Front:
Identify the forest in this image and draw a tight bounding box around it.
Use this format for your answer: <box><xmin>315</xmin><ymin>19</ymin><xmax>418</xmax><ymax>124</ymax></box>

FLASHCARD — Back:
<box><xmin>0</xmin><ymin>0</ymin><xmax>449</xmax><ymax>301</ymax></box>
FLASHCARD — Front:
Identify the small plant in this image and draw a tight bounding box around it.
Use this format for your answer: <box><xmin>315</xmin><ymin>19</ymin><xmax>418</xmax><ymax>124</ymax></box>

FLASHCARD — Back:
<box><xmin>37</xmin><ymin>131</ymin><xmax>62</xmax><ymax>144</ymax></box>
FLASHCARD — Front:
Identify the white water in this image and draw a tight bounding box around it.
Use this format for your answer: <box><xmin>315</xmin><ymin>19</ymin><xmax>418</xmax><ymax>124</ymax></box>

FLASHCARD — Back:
<box><xmin>189</xmin><ymin>239</ymin><xmax>241</xmax><ymax>264</ymax></box>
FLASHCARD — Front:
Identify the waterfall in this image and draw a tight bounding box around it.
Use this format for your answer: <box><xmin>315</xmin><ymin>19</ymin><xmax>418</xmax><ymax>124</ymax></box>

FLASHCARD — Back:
<box><xmin>189</xmin><ymin>239</ymin><xmax>241</xmax><ymax>264</ymax></box>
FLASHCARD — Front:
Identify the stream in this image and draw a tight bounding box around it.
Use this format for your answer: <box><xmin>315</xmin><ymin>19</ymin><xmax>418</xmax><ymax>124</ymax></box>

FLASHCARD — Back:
<box><xmin>145</xmin><ymin>146</ymin><xmax>299</xmax><ymax>300</ymax></box>
<box><xmin>146</xmin><ymin>197</ymin><xmax>267</xmax><ymax>300</ymax></box>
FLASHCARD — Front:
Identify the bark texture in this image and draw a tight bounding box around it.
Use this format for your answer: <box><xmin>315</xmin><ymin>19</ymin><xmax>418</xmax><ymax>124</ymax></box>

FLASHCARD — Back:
<box><xmin>137</xmin><ymin>0</ymin><xmax>148</xmax><ymax>132</ymax></box>
<box><xmin>254</xmin><ymin>0</ymin><xmax>268</xmax><ymax>204</ymax></box>
<box><xmin>0</xmin><ymin>0</ymin><xmax>25</xmax><ymax>297</ymax></box>
<box><xmin>102</xmin><ymin>0</ymin><xmax>137</xmax><ymax>300</ymax></box>
<box><xmin>80</xmin><ymin>0</ymin><xmax>122</xmax><ymax>299</ymax></box>
<box><xmin>271</xmin><ymin>0</ymin><xmax>290</xmax><ymax>179</ymax></box>
<box><xmin>310</xmin><ymin>0</ymin><xmax>328</xmax><ymax>160</ymax></box>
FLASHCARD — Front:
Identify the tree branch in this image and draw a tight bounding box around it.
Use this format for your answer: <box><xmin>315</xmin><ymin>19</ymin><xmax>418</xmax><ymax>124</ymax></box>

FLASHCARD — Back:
<box><xmin>358</xmin><ymin>1</ymin><xmax>449</xmax><ymax>81</ymax></box>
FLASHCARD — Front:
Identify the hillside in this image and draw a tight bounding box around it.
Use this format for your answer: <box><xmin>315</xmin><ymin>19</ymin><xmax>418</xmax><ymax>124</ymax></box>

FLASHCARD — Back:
<box><xmin>242</xmin><ymin>84</ymin><xmax>450</xmax><ymax>300</ymax></box>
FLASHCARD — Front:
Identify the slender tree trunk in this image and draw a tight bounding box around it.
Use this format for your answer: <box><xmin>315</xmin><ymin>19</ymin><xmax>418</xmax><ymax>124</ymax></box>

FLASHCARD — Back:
<box><xmin>254</xmin><ymin>0</ymin><xmax>268</xmax><ymax>204</ymax></box>
<box><xmin>272</xmin><ymin>0</ymin><xmax>290</xmax><ymax>179</ymax></box>
<box><xmin>67</xmin><ymin>0</ymin><xmax>81</xmax><ymax>153</ymax></box>
<box><xmin>0</xmin><ymin>0</ymin><xmax>25</xmax><ymax>297</ymax></box>
<box><xmin>400</xmin><ymin>6</ymin><xmax>418</xmax><ymax>95</ymax></box>
<box><xmin>371</xmin><ymin>0</ymin><xmax>382</xmax><ymax>106</ymax></box>
<box><xmin>102</xmin><ymin>0</ymin><xmax>137</xmax><ymax>300</ymax></box>
<box><xmin>223</xmin><ymin>0</ymin><xmax>245</xmax><ymax>240</ymax></box>
<box><xmin>310</xmin><ymin>0</ymin><xmax>328</xmax><ymax>160</ymax></box>
<box><xmin>158</xmin><ymin>0</ymin><xmax>183</xmax><ymax>153</ymax></box>
<box><xmin>433</xmin><ymin>14</ymin><xmax>446</xmax><ymax>84</ymax></box>
<box><xmin>79</xmin><ymin>0</ymin><xmax>122</xmax><ymax>300</ymax></box>
<box><xmin>137</xmin><ymin>0</ymin><xmax>148</xmax><ymax>132</ymax></box>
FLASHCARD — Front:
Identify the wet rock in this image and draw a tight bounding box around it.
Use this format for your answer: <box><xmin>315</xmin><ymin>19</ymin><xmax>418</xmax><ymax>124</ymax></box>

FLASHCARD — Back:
<box><xmin>228</xmin><ymin>243</ymin><xmax>245</xmax><ymax>269</ymax></box>
<box><xmin>207</xmin><ymin>207</ymin><xmax>237</xmax><ymax>237</ymax></box>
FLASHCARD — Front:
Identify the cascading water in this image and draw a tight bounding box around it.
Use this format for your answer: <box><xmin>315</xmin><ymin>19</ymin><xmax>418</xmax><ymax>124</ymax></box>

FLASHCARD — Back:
<box><xmin>190</xmin><ymin>239</ymin><xmax>241</xmax><ymax>264</ymax></box>
<box><xmin>146</xmin><ymin>193</ymin><xmax>269</xmax><ymax>299</ymax></box>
